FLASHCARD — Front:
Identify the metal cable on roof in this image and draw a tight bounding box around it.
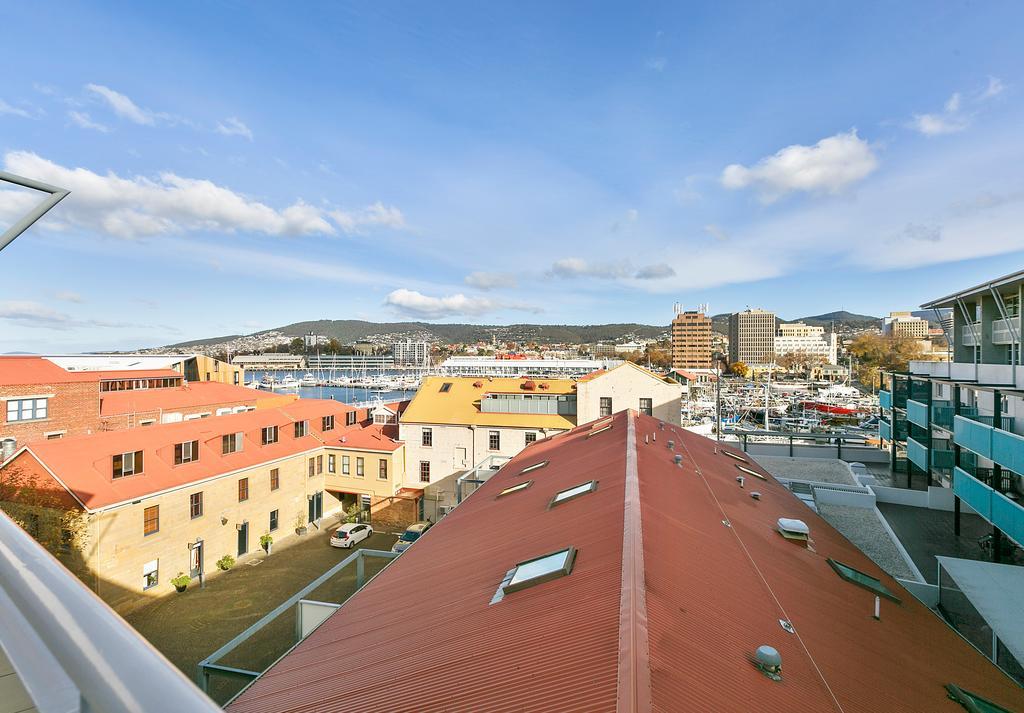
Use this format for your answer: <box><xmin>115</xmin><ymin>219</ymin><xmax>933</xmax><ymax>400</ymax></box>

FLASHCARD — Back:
<box><xmin>673</xmin><ymin>433</ymin><xmax>848</xmax><ymax>713</ymax></box>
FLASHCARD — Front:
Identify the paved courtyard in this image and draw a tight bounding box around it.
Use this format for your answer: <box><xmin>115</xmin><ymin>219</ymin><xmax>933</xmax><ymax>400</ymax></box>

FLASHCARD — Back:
<box><xmin>125</xmin><ymin>523</ymin><xmax>397</xmax><ymax>704</ymax></box>
<box><xmin>875</xmin><ymin>502</ymin><xmax>1017</xmax><ymax>583</ymax></box>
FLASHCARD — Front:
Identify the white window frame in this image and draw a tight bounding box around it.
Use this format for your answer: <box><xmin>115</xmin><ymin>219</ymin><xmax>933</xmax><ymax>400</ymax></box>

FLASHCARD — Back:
<box><xmin>142</xmin><ymin>559</ymin><xmax>159</xmax><ymax>591</ymax></box>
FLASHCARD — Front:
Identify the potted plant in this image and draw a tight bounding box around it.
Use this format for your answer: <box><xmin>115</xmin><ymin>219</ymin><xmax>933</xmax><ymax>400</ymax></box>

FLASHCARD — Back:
<box><xmin>294</xmin><ymin>513</ymin><xmax>307</xmax><ymax>536</ymax></box>
<box><xmin>170</xmin><ymin>573</ymin><xmax>191</xmax><ymax>593</ymax></box>
<box><xmin>260</xmin><ymin>533</ymin><xmax>273</xmax><ymax>554</ymax></box>
<box><xmin>216</xmin><ymin>554</ymin><xmax>235</xmax><ymax>571</ymax></box>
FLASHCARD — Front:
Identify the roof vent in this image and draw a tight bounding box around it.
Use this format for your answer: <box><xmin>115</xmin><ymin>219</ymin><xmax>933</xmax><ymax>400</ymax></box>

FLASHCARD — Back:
<box><xmin>473</xmin><ymin>381</ymin><xmax>483</xmax><ymax>388</ymax></box>
<box><xmin>750</xmin><ymin>491</ymin><xmax>761</xmax><ymax>500</ymax></box>
<box><xmin>777</xmin><ymin>518</ymin><xmax>810</xmax><ymax>542</ymax></box>
<box><xmin>1</xmin><ymin>438</ymin><xmax>16</xmax><ymax>463</ymax></box>
<box><xmin>539</xmin><ymin>382</ymin><xmax>549</xmax><ymax>390</ymax></box>
<box><xmin>754</xmin><ymin>645</ymin><xmax>782</xmax><ymax>681</ymax></box>
<box><xmin>673</xmin><ymin>454</ymin><xmax>683</xmax><ymax>465</ymax></box>
<box><xmin>521</xmin><ymin>380</ymin><xmax>536</xmax><ymax>391</ymax></box>
<box><xmin>667</xmin><ymin>440</ymin><xmax>674</xmax><ymax>449</ymax></box>
<box><xmin>658</xmin><ymin>421</ymin><xmax>664</xmax><ymax>430</ymax></box>
<box><xmin>736</xmin><ymin>475</ymin><xmax>745</xmax><ymax>488</ymax></box>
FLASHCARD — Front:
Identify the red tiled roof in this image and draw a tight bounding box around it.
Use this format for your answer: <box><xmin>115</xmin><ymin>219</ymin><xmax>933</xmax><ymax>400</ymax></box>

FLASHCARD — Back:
<box><xmin>334</xmin><ymin>423</ymin><xmax>401</xmax><ymax>452</ymax></box>
<box><xmin>13</xmin><ymin>399</ymin><xmax>402</xmax><ymax>510</ymax></box>
<box><xmin>99</xmin><ymin>381</ymin><xmax>274</xmax><ymax>416</ymax></box>
<box><xmin>227</xmin><ymin>411</ymin><xmax>1024</xmax><ymax>713</ymax></box>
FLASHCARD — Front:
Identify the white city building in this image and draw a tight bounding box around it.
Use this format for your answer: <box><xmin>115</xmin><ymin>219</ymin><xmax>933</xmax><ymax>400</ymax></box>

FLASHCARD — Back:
<box><xmin>392</xmin><ymin>340</ymin><xmax>431</xmax><ymax>366</ymax></box>
<box><xmin>773</xmin><ymin>322</ymin><xmax>838</xmax><ymax>364</ymax></box>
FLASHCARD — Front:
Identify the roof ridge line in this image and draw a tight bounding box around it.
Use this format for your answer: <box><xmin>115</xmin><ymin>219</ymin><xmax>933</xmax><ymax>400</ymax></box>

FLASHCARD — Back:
<box><xmin>615</xmin><ymin>410</ymin><xmax>652</xmax><ymax>713</ymax></box>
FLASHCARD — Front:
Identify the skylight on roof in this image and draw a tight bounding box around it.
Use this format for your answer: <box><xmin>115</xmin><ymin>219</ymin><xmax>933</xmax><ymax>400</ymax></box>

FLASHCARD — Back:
<box><xmin>497</xmin><ymin>480</ymin><xmax>532</xmax><ymax>498</ymax></box>
<box><xmin>550</xmin><ymin>481</ymin><xmax>597</xmax><ymax>507</ymax></box>
<box><xmin>735</xmin><ymin>464</ymin><xmax>766</xmax><ymax>480</ymax></box>
<box><xmin>945</xmin><ymin>684</ymin><xmax>1014</xmax><ymax>713</ymax></box>
<box><xmin>721</xmin><ymin>450</ymin><xmax>747</xmax><ymax>463</ymax></box>
<box><xmin>503</xmin><ymin>547</ymin><xmax>576</xmax><ymax>594</ymax></box>
<box><xmin>519</xmin><ymin>460</ymin><xmax>549</xmax><ymax>475</ymax></box>
<box><xmin>586</xmin><ymin>425</ymin><xmax>612</xmax><ymax>438</ymax></box>
<box><xmin>439</xmin><ymin>382</ymin><xmax>453</xmax><ymax>393</ymax></box>
<box><xmin>827</xmin><ymin>559</ymin><xmax>901</xmax><ymax>603</ymax></box>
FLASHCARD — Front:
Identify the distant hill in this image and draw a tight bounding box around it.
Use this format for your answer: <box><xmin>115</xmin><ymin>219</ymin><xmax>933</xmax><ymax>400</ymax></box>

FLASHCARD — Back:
<box><xmin>165</xmin><ymin>320</ymin><xmax>669</xmax><ymax>349</ymax></box>
<box><xmin>709</xmin><ymin>310</ymin><xmax>880</xmax><ymax>335</ymax></box>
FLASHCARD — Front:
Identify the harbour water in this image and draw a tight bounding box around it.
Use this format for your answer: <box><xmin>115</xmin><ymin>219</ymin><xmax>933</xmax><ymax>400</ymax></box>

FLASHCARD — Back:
<box><xmin>246</xmin><ymin>369</ymin><xmax>418</xmax><ymax>405</ymax></box>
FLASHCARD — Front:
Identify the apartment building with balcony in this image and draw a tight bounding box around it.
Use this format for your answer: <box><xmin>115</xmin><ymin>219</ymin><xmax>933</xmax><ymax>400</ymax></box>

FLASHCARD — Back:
<box><xmin>880</xmin><ymin>269</ymin><xmax>1024</xmax><ymax>563</ymax></box>
<box><xmin>0</xmin><ymin>399</ymin><xmax>405</xmax><ymax>613</ymax></box>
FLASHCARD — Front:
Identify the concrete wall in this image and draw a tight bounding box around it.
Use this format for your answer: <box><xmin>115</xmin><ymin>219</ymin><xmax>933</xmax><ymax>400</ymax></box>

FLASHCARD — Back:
<box><xmin>399</xmin><ymin>422</ymin><xmax>566</xmax><ymax>488</ymax></box>
<box><xmin>736</xmin><ymin>441</ymin><xmax>889</xmax><ymax>462</ymax></box>
<box><xmin>577</xmin><ymin>365</ymin><xmax>682</xmax><ymax>426</ymax></box>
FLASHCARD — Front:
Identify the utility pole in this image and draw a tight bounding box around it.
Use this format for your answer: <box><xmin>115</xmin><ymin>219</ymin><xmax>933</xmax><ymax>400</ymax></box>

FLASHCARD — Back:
<box><xmin>714</xmin><ymin>351</ymin><xmax>723</xmax><ymax>442</ymax></box>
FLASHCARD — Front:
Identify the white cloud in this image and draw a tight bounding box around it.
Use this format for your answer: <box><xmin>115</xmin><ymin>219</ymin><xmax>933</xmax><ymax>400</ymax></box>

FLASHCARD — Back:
<box><xmin>54</xmin><ymin>290</ymin><xmax>84</xmax><ymax>303</ymax></box>
<box><xmin>910</xmin><ymin>112</ymin><xmax>970</xmax><ymax>136</ymax></box>
<box><xmin>464</xmin><ymin>271</ymin><xmax>518</xmax><ymax>290</ymax></box>
<box><xmin>384</xmin><ymin>288</ymin><xmax>539</xmax><ymax>320</ymax></box>
<box><xmin>980</xmin><ymin>76</ymin><xmax>1005</xmax><ymax>100</ymax></box>
<box><xmin>67</xmin><ymin>110</ymin><xmax>109</xmax><ymax>132</ymax></box>
<box><xmin>704</xmin><ymin>224</ymin><xmax>729</xmax><ymax>242</ymax></box>
<box><xmin>646</xmin><ymin>57</ymin><xmax>667</xmax><ymax>72</ymax></box>
<box><xmin>721</xmin><ymin>130</ymin><xmax>878</xmax><ymax>202</ymax></box>
<box><xmin>634</xmin><ymin>263</ymin><xmax>676</xmax><ymax>280</ymax></box>
<box><xmin>0</xmin><ymin>151</ymin><xmax>404</xmax><ymax>239</ymax></box>
<box><xmin>85</xmin><ymin>84</ymin><xmax>155</xmax><ymax>125</ymax></box>
<box><xmin>548</xmin><ymin>258</ymin><xmax>675</xmax><ymax>281</ymax></box>
<box><xmin>945</xmin><ymin>92</ymin><xmax>961</xmax><ymax>113</ymax></box>
<box><xmin>328</xmin><ymin>202</ymin><xmax>406</xmax><ymax>234</ymax></box>
<box><xmin>0</xmin><ymin>301</ymin><xmax>142</xmax><ymax>330</ymax></box>
<box><xmin>216</xmin><ymin>117</ymin><xmax>253</xmax><ymax>141</ymax></box>
<box><xmin>0</xmin><ymin>99</ymin><xmax>33</xmax><ymax>119</ymax></box>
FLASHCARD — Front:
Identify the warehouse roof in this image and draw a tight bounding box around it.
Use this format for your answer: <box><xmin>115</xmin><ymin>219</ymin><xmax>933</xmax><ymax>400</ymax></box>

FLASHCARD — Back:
<box><xmin>399</xmin><ymin>375</ymin><xmax>577</xmax><ymax>429</ymax></box>
<box><xmin>226</xmin><ymin>410</ymin><xmax>1024</xmax><ymax>713</ymax></box>
<box><xmin>99</xmin><ymin>381</ymin><xmax>285</xmax><ymax>416</ymax></box>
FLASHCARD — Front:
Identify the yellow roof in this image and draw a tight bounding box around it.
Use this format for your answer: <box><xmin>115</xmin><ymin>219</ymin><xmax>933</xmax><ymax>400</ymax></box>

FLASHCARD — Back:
<box><xmin>401</xmin><ymin>376</ymin><xmax>577</xmax><ymax>429</ymax></box>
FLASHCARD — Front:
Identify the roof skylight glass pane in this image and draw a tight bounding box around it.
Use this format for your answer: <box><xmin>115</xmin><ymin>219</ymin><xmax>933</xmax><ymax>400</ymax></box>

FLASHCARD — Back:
<box><xmin>503</xmin><ymin>547</ymin><xmax>576</xmax><ymax>593</ymax></box>
<box><xmin>735</xmin><ymin>464</ymin><xmax>766</xmax><ymax>480</ymax></box>
<box><xmin>587</xmin><ymin>425</ymin><xmax>612</xmax><ymax>438</ymax></box>
<box><xmin>551</xmin><ymin>481</ymin><xmax>597</xmax><ymax>506</ymax></box>
<box><xmin>721</xmin><ymin>450</ymin><xmax>747</xmax><ymax>462</ymax></box>
<box><xmin>519</xmin><ymin>460</ymin><xmax>548</xmax><ymax>475</ymax></box>
<box><xmin>827</xmin><ymin>559</ymin><xmax>901</xmax><ymax>603</ymax></box>
<box><xmin>498</xmin><ymin>480</ymin><xmax>532</xmax><ymax>497</ymax></box>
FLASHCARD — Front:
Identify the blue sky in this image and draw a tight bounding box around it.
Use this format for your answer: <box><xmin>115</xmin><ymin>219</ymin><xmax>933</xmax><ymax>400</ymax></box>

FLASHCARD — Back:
<box><xmin>1</xmin><ymin>2</ymin><xmax>1023</xmax><ymax>352</ymax></box>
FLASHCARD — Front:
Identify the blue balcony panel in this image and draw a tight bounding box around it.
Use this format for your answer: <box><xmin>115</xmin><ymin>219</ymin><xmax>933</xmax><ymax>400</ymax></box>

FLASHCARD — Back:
<box><xmin>907</xmin><ymin>436</ymin><xmax>929</xmax><ymax>471</ymax></box>
<box><xmin>991</xmin><ymin>428</ymin><xmax>1024</xmax><ymax>475</ymax></box>
<box><xmin>879</xmin><ymin>390</ymin><xmax>892</xmax><ymax>410</ymax></box>
<box><xmin>992</xmin><ymin>491</ymin><xmax>1024</xmax><ymax>547</ymax></box>
<box><xmin>879</xmin><ymin>419</ymin><xmax>892</xmax><ymax>441</ymax></box>
<box><xmin>953</xmin><ymin>467</ymin><xmax>993</xmax><ymax>520</ymax></box>
<box><xmin>907</xmin><ymin>399</ymin><xmax>929</xmax><ymax>428</ymax></box>
<box><xmin>954</xmin><ymin>415</ymin><xmax>993</xmax><ymax>459</ymax></box>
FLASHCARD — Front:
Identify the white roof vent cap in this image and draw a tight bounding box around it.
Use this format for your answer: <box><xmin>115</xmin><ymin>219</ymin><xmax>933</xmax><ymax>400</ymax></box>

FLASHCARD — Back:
<box><xmin>754</xmin><ymin>645</ymin><xmax>782</xmax><ymax>680</ymax></box>
<box><xmin>777</xmin><ymin>518</ymin><xmax>809</xmax><ymax>536</ymax></box>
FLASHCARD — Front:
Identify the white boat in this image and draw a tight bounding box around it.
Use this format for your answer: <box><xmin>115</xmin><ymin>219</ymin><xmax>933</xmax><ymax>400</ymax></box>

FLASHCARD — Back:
<box><xmin>300</xmin><ymin>372</ymin><xmax>317</xmax><ymax>387</ymax></box>
<box><xmin>277</xmin><ymin>375</ymin><xmax>301</xmax><ymax>390</ymax></box>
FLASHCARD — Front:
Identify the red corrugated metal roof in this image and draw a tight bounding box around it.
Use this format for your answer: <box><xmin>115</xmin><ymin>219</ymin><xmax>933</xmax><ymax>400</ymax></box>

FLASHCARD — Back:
<box><xmin>226</xmin><ymin>411</ymin><xmax>1024</xmax><ymax>713</ymax></box>
<box><xmin>0</xmin><ymin>356</ymin><xmax>181</xmax><ymax>386</ymax></box>
<box><xmin>12</xmin><ymin>399</ymin><xmax>399</xmax><ymax>510</ymax></box>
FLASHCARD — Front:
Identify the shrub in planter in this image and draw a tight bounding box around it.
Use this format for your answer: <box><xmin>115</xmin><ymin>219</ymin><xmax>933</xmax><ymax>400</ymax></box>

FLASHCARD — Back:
<box><xmin>216</xmin><ymin>554</ymin><xmax>235</xmax><ymax>571</ymax></box>
<box><xmin>294</xmin><ymin>513</ymin><xmax>307</xmax><ymax>536</ymax></box>
<box><xmin>170</xmin><ymin>573</ymin><xmax>191</xmax><ymax>593</ymax></box>
<box><xmin>260</xmin><ymin>534</ymin><xmax>273</xmax><ymax>554</ymax></box>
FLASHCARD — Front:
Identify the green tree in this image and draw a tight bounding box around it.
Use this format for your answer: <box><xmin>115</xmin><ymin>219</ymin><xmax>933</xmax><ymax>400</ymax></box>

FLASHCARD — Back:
<box><xmin>847</xmin><ymin>334</ymin><xmax>924</xmax><ymax>388</ymax></box>
<box><xmin>288</xmin><ymin>337</ymin><xmax>305</xmax><ymax>355</ymax></box>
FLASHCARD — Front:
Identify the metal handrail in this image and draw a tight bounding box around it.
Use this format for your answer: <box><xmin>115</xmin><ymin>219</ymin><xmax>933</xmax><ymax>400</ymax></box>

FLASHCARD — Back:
<box><xmin>0</xmin><ymin>510</ymin><xmax>220</xmax><ymax>713</ymax></box>
<box><xmin>0</xmin><ymin>171</ymin><xmax>70</xmax><ymax>253</ymax></box>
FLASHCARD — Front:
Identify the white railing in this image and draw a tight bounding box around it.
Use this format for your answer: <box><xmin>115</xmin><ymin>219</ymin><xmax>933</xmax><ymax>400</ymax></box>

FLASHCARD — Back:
<box><xmin>991</xmin><ymin>317</ymin><xmax>1020</xmax><ymax>345</ymax></box>
<box><xmin>0</xmin><ymin>510</ymin><xmax>221</xmax><ymax>713</ymax></box>
<box><xmin>960</xmin><ymin>323</ymin><xmax>980</xmax><ymax>347</ymax></box>
<box><xmin>455</xmin><ymin>454</ymin><xmax>512</xmax><ymax>503</ymax></box>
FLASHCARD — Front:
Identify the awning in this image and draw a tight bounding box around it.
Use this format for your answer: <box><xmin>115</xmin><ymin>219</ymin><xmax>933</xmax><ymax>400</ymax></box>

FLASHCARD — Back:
<box><xmin>937</xmin><ymin>556</ymin><xmax>1024</xmax><ymax>664</ymax></box>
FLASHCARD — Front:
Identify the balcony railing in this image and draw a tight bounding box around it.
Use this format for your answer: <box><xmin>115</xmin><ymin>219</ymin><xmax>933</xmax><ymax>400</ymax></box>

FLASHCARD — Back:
<box><xmin>907</xmin><ymin>436</ymin><xmax>929</xmax><ymax>471</ymax></box>
<box><xmin>954</xmin><ymin>415</ymin><xmax>993</xmax><ymax>458</ymax></box>
<box><xmin>960</xmin><ymin>323</ymin><xmax>981</xmax><ymax>347</ymax></box>
<box><xmin>0</xmin><ymin>510</ymin><xmax>221</xmax><ymax>713</ymax></box>
<box><xmin>953</xmin><ymin>467</ymin><xmax>1024</xmax><ymax>547</ymax></box>
<box><xmin>991</xmin><ymin>317</ymin><xmax>1020</xmax><ymax>345</ymax></box>
<box><xmin>879</xmin><ymin>389</ymin><xmax>892</xmax><ymax>410</ymax></box>
<box><xmin>906</xmin><ymin>399</ymin><xmax>929</xmax><ymax>428</ymax></box>
<box><xmin>879</xmin><ymin>419</ymin><xmax>892</xmax><ymax>441</ymax></box>
<box><xmin>963</xmin><ymin>413</ymin><xmax>1014</xmax><ymax>431</ymax></box>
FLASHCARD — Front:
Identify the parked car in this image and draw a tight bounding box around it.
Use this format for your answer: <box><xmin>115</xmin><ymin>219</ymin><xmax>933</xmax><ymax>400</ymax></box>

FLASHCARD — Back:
<box><xmin>391</xmin><ymin>521</ymin><xmax>433</xmax><ymax>554</ymax></box>
<box><xmin>330</xmin><ymin>523</ymin><xmax>373</xmax><ymax>549</ymax></box>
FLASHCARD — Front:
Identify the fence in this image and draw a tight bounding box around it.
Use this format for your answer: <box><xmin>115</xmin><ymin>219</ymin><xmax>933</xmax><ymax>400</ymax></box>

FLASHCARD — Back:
<box><xmin>197</xmin><ymin>547</ymin><xmax>398</xmax><ymax>704</ymax></box>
